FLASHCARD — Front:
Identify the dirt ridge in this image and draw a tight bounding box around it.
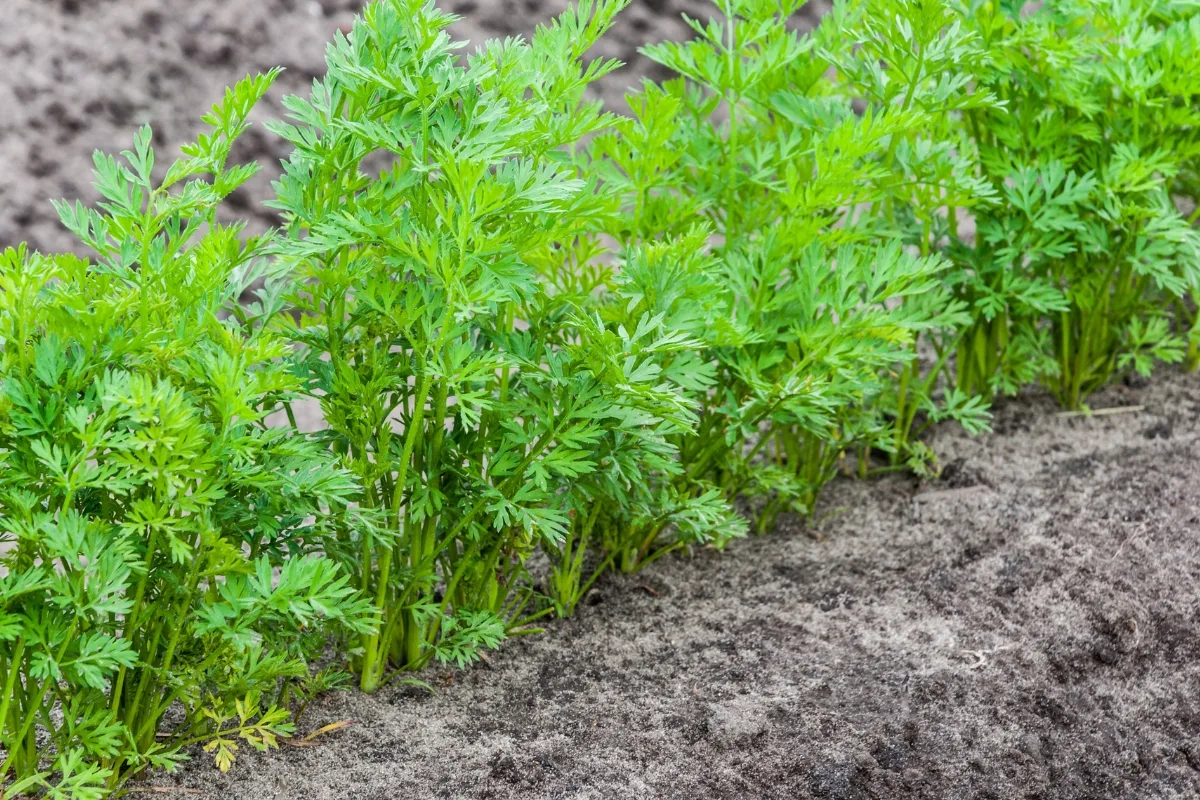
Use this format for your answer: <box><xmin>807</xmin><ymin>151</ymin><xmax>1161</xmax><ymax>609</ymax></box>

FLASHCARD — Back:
<box><xmin>156</xmin><ymin>371</ymin><xmax>1200</xmax><ymax>799</ymax></box>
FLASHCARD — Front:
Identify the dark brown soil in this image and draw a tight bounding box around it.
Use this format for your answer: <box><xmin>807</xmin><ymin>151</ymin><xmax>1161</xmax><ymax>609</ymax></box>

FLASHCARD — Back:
<box><xmin>6</xmin><ymin>2</ymin><xmax>1200</xmax><ymax>799</ymax></box>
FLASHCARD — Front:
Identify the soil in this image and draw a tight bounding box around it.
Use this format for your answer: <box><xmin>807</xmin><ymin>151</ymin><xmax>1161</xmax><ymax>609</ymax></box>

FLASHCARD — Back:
<box><xmin>6</xmin><ymin>2</ymin><xmax>1200</xmax><ymax>799</ymax></box>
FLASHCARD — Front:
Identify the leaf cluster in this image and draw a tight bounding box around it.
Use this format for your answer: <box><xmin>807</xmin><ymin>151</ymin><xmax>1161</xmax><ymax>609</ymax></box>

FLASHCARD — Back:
<box><xmin>0</xmin><ymin>73</ymin><xmax>369</xmax><ymax>796</ymax></box>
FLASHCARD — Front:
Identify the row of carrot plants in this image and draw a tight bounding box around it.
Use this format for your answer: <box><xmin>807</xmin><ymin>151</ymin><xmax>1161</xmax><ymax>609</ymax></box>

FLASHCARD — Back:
<box><xmin>2</xmin><ymin>0</ymin><xmax>1198</xmax><ymax>794</ymax></box>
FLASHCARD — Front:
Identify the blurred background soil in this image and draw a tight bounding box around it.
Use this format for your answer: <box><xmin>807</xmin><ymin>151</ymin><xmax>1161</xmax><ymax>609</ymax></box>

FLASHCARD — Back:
<box><xmin>0</xmin><ymin>0</ymin><xmax>826</xmax><ymax>254</ymax></box>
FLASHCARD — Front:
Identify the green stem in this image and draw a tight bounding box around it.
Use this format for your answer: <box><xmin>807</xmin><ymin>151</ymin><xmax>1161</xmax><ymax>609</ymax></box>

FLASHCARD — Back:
<box><xmin>0</xmin><ymin>638</ymin><xmax>26</xmax><ymax>757</ymax></box>
<box><xmin>0</xmin><ymin>624</ymin><xmax>74</xmax><ymax>780</ymax></box>
<box><xmin>111</xmin><ymin>528</ymin><xmax>160</xmax><ymax>719</ymax></box>
<box><xmin>361</xmin><ymin>370</ymin><xmax>434</xmax><ymax>692</ymax></box>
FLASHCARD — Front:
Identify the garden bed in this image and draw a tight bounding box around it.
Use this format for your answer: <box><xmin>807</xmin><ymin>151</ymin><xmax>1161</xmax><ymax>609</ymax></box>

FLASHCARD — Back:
<box><xmin>149</xmin><ymin>369</ymin><xmax>1200</xmax><ymax>800</ymax></box>
<box><xmin>4</xmin><ymin>1</ymin><xmax>1200</xmax><ymax>798</ymax></box>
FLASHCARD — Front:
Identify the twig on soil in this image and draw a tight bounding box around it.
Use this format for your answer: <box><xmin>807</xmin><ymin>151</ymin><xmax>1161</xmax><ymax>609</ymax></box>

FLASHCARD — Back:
<box><xmin>1107</xmin><ymin>523</ymin><xmax>1150</xmax><ymax>563</ymax></box>
<box><xmin>637</xmin><ymin>584</ymin><xmax>661</xmax><ymax>597</ymax></box>
<box><xmin>961</xmin><ymin>642</ymin><xmax>1015</xmax><ymax>670</ymax></box>
<box><xmin>1055</xmin><ymin>404</ymin><xmax>1144</xmax><ymax>419</ymax></box>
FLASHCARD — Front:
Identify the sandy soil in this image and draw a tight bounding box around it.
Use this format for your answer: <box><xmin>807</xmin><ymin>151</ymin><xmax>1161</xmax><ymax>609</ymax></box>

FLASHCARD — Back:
<box><xmin>146</xmin><ymin>369</ymin><xmax>1200</xmax><ymax>799</ymax></box>
<box><xmin>6</xmin><ymin>2</ymin><xmax>1200</xmax><ymax>799</ymax></box>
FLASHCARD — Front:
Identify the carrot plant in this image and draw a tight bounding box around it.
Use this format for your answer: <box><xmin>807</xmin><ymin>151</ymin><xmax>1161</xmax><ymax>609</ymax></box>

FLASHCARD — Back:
<box><xmin>583</xmin><ymin>0</ymin><xmax>988</xmax><ymax>536</ymax></box>
<box><xmin>952</xmin><ymin>0</ymin><xmax>1200</xmax><ymax>408</ymax></box>
<box><xmin>14</xmin><ymin>0</ymin><xmax>1200</xmax><ymax>792</ymax></box>
<box><xmin>268</xmin><ymin>0</ymin><xmax>711</xmax><ymax>685</ymax></box>
<box><xmin>820</xmin><ymin>0</ymin><xmax>998</xmax><ymax>463</ymax></box>
<box><xmin>0</xmin><ymin>74</ymin><xmax>371</xmax><ymax>798</ymax></box>
<box><xmin>540</xmin><ymin>230</ymin><xmax>743</xmax><ymax>606</ymax></box>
